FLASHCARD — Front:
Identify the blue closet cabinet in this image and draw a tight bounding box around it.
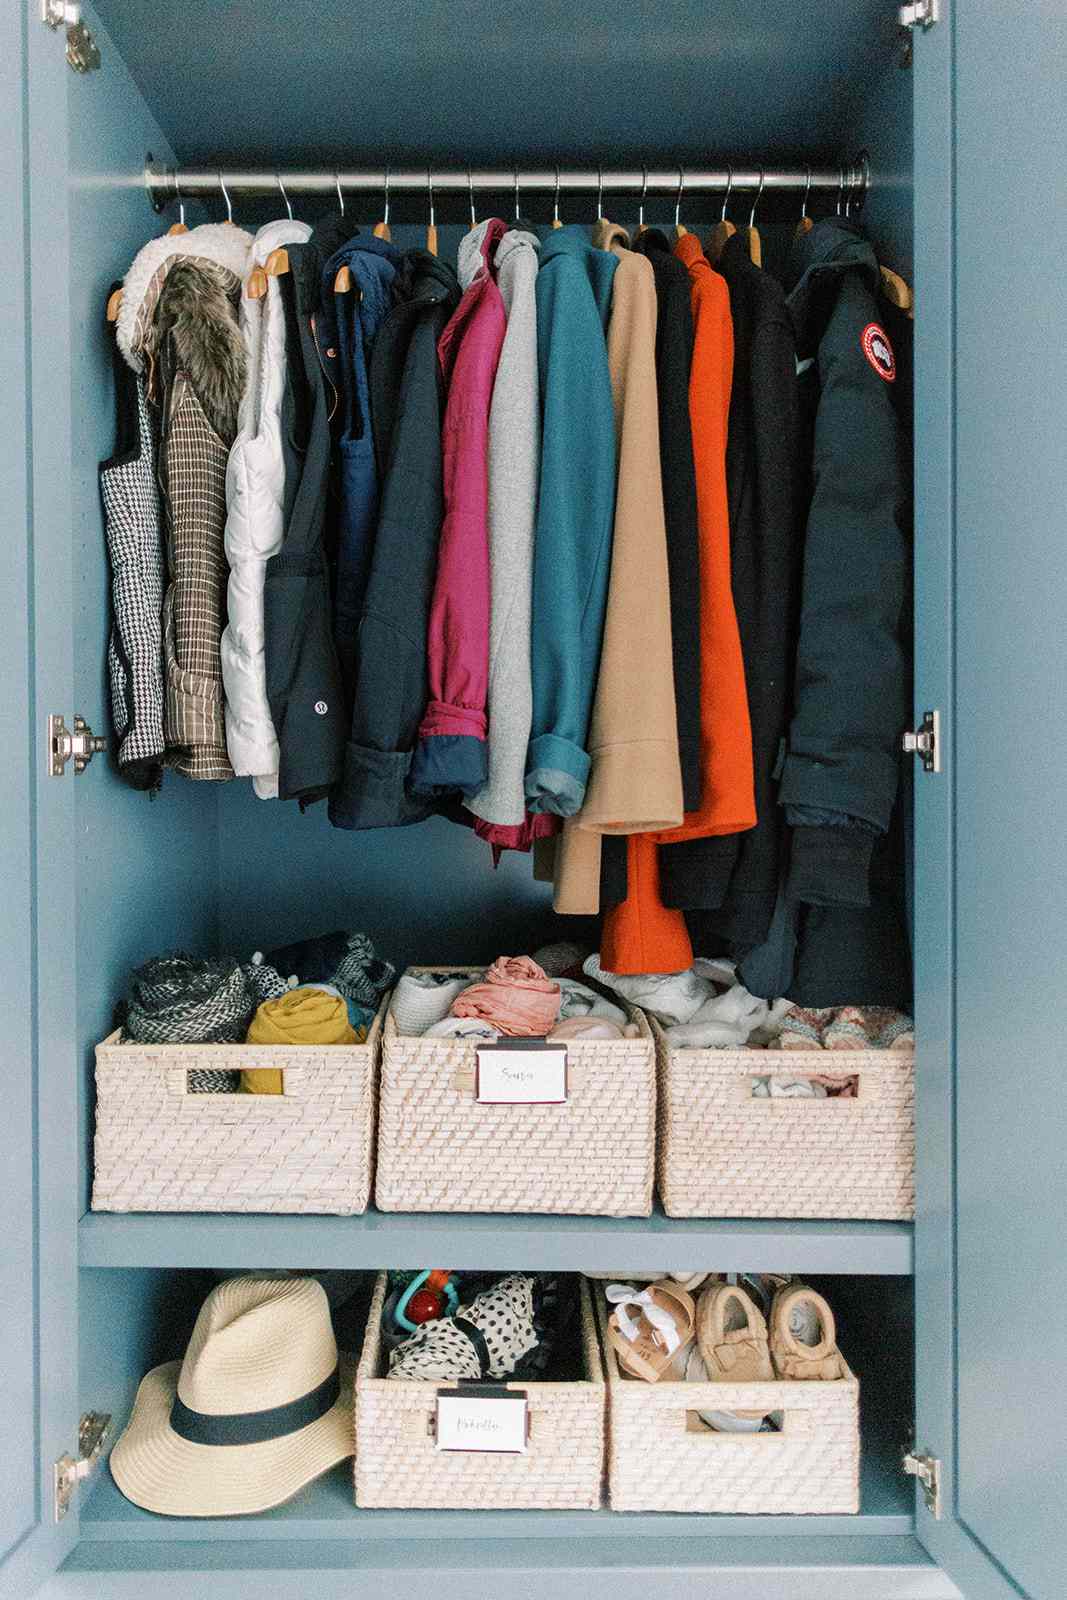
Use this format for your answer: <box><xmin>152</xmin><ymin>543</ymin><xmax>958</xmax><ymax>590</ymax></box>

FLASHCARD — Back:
<box><xmin>2</xmin><ymin>0</ymin><xmax>1064</xmax><ymax>1594</ymax></box>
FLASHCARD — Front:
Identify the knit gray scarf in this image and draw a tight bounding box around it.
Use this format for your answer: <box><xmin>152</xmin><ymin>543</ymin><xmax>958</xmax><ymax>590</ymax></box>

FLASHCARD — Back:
<box><xmin>123</xmin><ymin>953</ymin><xmax>289</xmax><ymax>1045</ymax></box>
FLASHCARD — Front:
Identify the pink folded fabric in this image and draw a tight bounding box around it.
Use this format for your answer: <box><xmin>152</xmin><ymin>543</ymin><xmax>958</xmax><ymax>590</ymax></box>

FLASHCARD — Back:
<box><xmin>451</xmin><ymin>954</ymin><xmax>561</xmax><ymax>1036</ymax></box>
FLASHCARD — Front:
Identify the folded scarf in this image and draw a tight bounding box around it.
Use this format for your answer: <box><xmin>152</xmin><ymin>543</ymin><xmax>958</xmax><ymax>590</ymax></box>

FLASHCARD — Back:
<box><xmin>123</xmin><ymin>953</ymin><xmax>289</xmax><ymax>1045</ymax></box>
<box><xmin>451</xmin><ymin>955</ymin><xmax>561</xmax><ymax>1037</ymax></box>
<box><xmin>263</xmin><ymin>930</ymin><xmax>395</xmax><ymax>1009</ymax></box>
<box><xmin>391</xmin><ymin>970</ymin><xmax>482</xmax><ymax>1036</ymax></box>
<box><xmin>242</xmin><ymin>986</ymin><xmax>362</xmax><ymax>1094</ymax></box>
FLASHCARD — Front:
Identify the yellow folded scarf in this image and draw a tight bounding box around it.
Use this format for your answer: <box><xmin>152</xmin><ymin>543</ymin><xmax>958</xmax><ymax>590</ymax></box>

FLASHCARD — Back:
<box><xmin>241</xmin><ymin>988</ymin><xmax>364</xmax><ymax>1094</ymax></box>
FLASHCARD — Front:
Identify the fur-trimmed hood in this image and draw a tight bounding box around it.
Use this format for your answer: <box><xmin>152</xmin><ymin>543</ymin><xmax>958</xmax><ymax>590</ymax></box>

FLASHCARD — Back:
<box><xmin>117</xmin><ymin>221</ymin><xmax>252</xmax><ymax>374</ymax></box>
<box><xmin>150</xmin><ymin>259</ymin><xmax>247</xmax><ymax>443</ymax></box>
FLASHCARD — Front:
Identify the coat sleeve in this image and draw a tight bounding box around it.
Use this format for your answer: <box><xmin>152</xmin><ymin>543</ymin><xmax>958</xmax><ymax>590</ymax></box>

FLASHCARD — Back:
<box><xmin>778</xmin><ymin>272</ymin><xmax>909</xmax><ymax>908</ymax></box>
<box><xmin>524</xmin><ymin>258</ymin><xmax>617</xmax><ymax>816</ymax></box>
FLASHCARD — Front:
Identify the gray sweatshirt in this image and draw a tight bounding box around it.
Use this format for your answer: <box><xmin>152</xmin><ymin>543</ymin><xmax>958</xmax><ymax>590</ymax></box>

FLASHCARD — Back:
<box><xmin>466</xmin><ymin>228</ymin><xmax>541</xmax><ymax>829</ymax></box>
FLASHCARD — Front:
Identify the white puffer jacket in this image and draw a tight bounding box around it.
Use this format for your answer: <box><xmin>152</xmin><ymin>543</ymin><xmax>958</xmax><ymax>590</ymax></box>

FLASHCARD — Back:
<box><xmin>221</xmin><ymin>218</ymin><xmax>312</xmax><ymax>797</ymax></box>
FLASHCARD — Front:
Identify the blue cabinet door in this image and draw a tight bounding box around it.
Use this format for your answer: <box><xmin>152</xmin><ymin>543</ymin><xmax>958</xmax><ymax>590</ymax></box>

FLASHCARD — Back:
<box><xmin>913</xmin><ymin>3</ymin><xmax>1067</xmax><ymax>1597</ymax></box>
<box><xmin>0</xmin><ymin>6</ymin><xmax>81</xmax><ymax>1597</ymax></box>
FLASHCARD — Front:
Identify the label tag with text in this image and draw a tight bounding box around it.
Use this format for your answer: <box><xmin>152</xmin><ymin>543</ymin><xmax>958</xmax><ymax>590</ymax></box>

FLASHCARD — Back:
<box><xmin>435</xmin><ymin>1388</ymin><xmax>529</xmax><ymax>1453</ymax></box>
<box><xmin>476</xmin><ymin>1039</ymin><xmax>567</xmax><ymax>1104</ymax></box>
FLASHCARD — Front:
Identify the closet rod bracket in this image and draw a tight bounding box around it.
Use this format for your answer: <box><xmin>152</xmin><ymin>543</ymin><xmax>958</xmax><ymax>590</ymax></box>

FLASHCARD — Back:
<box><xmin>899</xmin><ymin>0</ymin><xmax>938</xmax><ymax>29</ymax></box>
<box><xmin>41</xmin><ymin>1</ymin><xmax>101</xmax><ymax>72</ymax></box>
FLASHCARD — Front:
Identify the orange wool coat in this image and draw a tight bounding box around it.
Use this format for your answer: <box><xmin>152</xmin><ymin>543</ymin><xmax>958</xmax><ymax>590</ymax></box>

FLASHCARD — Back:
<box><xmin>600</xmin><ymin>234</ymin><xmax>755</xmax><ymax>974</ymax></box>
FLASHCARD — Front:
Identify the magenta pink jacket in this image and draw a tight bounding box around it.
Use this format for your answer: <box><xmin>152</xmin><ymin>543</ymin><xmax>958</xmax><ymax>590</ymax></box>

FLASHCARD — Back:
<box><xmin>410</xmin><ymin>218</ymin><xmax>508</xmax><ymax>797</ymax></box>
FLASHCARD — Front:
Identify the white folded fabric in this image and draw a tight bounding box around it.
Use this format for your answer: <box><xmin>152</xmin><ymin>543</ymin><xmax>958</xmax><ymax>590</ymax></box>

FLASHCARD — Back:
<box><xmin>556</xmin><ymin>977</ymin><xmax>628</xmax><ymax>1024</ymax></box>
<box><xmin>423</xmin><ymin>1015</ymin><xmax>499</xmax><ymax>1040</ymax></box>
<box><xmin>391</xmin><ymin>970</ymin><xmax>482</xmax><ymax>1036</ymax></box>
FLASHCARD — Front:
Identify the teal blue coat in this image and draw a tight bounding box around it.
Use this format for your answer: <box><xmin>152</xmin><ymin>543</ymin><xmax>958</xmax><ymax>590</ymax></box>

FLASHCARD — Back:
<box><xmin>524</xmin><ymin>227</ymin><xmax>618</xmax><ymax>817</ymax></box>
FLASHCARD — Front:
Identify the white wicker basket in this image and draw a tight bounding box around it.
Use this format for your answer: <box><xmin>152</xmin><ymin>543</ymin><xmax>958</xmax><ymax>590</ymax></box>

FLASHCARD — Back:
<box><xmin>593</xmin><ymin>1289</ymin><xmax>860</xmax><ymax>1514</ymax></box>
<box><xmin>91</xmin><ymin>996</ymin><xmax>386</xmax><ymax>1214</ymax></box>
<box><xmin>654</xmin><ymin>1020</ymin><xmax>915</xmax><ymax>1220</ymax></box>
<box><xmin>375</xmin><ymin>968</ymin><xmax>656</xmax><ymax>1216</ymax></box>
<box><xmin>354</xmin><ymin>1272</ymin><xmax>605</xmax><ymax>1509</ymax></box>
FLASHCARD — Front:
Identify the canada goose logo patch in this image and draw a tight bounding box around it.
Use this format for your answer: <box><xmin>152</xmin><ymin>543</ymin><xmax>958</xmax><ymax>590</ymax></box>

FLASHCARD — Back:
<box><xmin>861</xmin><ymin>323</ymin><xmax>896</xmax><ymax>382</ymax></box>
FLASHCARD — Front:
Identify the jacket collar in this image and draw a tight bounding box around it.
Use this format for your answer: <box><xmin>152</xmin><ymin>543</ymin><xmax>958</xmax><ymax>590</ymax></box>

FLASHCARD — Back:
<box><xmin>457</xmin><ymin>218</ymin><xmax>508</xmax><ymax>290</ymax></box>
<box><xmin>593</xmin><ymin>218</ymin><xmax>630</xmax><ymax>253</ymax></box>
<box><xmin>249</xmin><ymin>218</ymin><xmax>312</xmax><ymax>266</ymax></box>
<box><xmin>495</xmin><ymin>228</ymin><xmax>540</xmax><ymax>271</ymax></box>
<box><xmin>786</xmin><ymin>217</ymin><xmax>880</xmax><ymax>351</ymax></box>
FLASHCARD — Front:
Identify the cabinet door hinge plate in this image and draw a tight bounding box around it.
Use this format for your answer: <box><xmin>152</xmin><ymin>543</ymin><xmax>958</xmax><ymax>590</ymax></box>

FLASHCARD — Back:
<box><xmin>54</xmin><ymin>1412</ymin><xmax>111</xmax><ymax>1522</ymax></box>
<box><xmin>903</xmin><ymin>1451</ymin><xmax>942</xmax><ymax>1518</ymax></box>
<box><xmin>40</xmin><ymin>1</ymin><xmax>101</xmax><ymax>71</ymax></box>
<box><xmin>903</xmin><ymin>709</ymin><xmax>940</xmax><ymax>773</ymax></box>
<box><xmin>48</xmin><ymin>713</ymin><xmax>108</xmax><ymax>777</ymax></box>
<box><xmin>900</xmin><ymin>0</ymin><xmax>938</xmax><ymax>27</ymax></box>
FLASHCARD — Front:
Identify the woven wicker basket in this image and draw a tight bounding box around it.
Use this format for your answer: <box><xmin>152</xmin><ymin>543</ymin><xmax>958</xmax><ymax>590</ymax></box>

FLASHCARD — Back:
<box><xmin>654</xmin><ymin>1019</ymin><xmax>915</xmax><ymax>1220</ymax></box>
<box><xmin>91</xmin><ymin>996</ymin><xmax>386</xmax><ymax>1215</ymax></box>
<box><xmin>354</xmin><ymin>1272</ymin><xmax>605</xmax><ymax>1509</ymax></box>
<box><xmin>593</xmin><ymin>1289</ymin><xmax>860</xmax><ymax>1514</ymax></box>
<box><xmin>375</xmin><ymin>968</ymin><xmax>656</xmax><ymax>1216</ymax></box>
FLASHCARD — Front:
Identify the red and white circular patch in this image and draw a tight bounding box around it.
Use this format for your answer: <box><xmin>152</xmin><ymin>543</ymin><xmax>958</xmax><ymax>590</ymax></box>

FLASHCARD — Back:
<box><xmin>861</xmin><ymin>322</ymin><xmax>896</xmax><ymax>382</ymax></box>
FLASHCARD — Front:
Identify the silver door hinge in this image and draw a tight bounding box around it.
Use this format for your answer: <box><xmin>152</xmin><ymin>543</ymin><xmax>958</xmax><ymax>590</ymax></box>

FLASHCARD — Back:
<box><xmin>41</xmin><ymin>1</ymin><xmax>101</xmax><ymax>72</ymax></box>
<box><xmin>53</xmin><ymin>1412</ymin><xmax>111</xmax><ymax>1522</ymax></box>
<box><xmin>903</xmin><ymin>1451</ymin><xmax>942</xmax><ymax>1519</ymax></box>
<box><xmin>48</xmin><ymin>713</ymin><xmax>108</xmax><ymax>777</ymax></box>
<box><xmin>903</xmin><ymin>709</ymin><xmax>940</xmax><ymax>773</ymax></box>
<box><xmin>899</xmin><ymin>0</ymin><xmax>938</xmax><ymax>27</ymax></box>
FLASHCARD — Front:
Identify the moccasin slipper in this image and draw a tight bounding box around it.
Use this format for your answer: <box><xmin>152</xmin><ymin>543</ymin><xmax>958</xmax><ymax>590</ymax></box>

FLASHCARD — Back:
<box><xmin>695</xmin><ymin>1282</ymin><xmax>775</xmax><ymax>1418</ymax></box>
<box><xmin>769</xmin><ymin>1283</ymin><xmax>846</xmax><ymax>1380</ymax></box>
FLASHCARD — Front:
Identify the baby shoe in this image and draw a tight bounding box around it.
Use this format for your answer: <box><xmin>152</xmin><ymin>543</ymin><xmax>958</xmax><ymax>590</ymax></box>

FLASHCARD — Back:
<box><xmin>605</xmin><ymin>1282</ymin><xmax>696</xmax><ymax>1383</ymax></box>
<box><xmin>389</xmin><ymin>1273</ymin><xmax>542</xmax><ymax>1381</ymax></box>
<box><xmin>695</xmin><ymin>1282</ymin><xmax>775</xmax><ymax>1419</ymax></box>
<box><xmin>769</xmin><ymin>1283</ymin><xmax>847</xmax><ymax>1380</ymax></box>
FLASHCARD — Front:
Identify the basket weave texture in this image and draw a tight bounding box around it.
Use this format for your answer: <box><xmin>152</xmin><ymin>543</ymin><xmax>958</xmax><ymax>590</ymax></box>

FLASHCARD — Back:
<box><xmin>375</xmin><ymin>968</ymin><xmax>655</xmax><ymax>1216</ymax></box>
<box><xmin>354</xmin><ymin>1272</ymin><xmax>606</xmax><ymax>1509</ymax></box>
<box><xmin>654</xmin><ymin>1019</ymin><xmax>915</xmax><ymax>1220</ymax></box>
<box><xmin>91</xmin><ymin>996</ymin><xmax>385</xmax><ymax>1214</ymax></box>
<box><xmin>593</xmin><ymin>1290</ymin><xmax>860</xmax><ymax>1514</ymax></box>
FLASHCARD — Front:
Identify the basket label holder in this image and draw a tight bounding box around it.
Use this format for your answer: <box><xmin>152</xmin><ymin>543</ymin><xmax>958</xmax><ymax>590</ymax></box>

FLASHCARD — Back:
<box><xmin>435</xmin><ymin>1385</ymin><xmax>529</xmax><ymax>1453</ymax></box>
<box><xmin>475</xmin><ymin>1039</ymin><xmax>567</xmax><ymax>1104</ymax></box>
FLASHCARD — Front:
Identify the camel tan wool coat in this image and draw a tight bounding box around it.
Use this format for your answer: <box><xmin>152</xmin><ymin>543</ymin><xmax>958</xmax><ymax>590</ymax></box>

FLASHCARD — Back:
<box><xmin>553</xmin><ymin>221</ymin><xmax>683</xmax><ymax>914</ymax></box>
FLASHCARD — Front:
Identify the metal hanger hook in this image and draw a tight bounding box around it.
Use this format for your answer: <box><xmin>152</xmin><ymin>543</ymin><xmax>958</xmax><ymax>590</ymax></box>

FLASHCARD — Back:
<box><xmin>639</xmin><ymin>162</ymin><xmax>647</xmax><ymax>228</ymax></box>
<box><xmin>468</xmin><ymin>165</ymin><xmax>476</xmax><ymax>228</ymax></box>
<box><xmin>335</xmin><ymin>170</ymin><xmax>344</xmax><ymax>215</ymax></box>
<box><xmin>171</xmin><ymin>169</ymin><xmax>185</xmax><ymax>228</ymax></box>
<box><xmin>597</xmin><ymin>162</ymin><xmax>603</xmax><ymax>220</ymax></box>
<box><xmin>427</xmin><ymin>168</ymin><xmax>435</xmax><ymax>229</ymax></box>
<box><xmin>514</xmin><ymin>165</ymin><xmax>520</xmax><ymax>221</ymax></box>
<box><xmin>276</xmin><ymin>171</ymin><xmax>292</xmax><ymax>220</ymax></box>
<box><xmin>721</xmin><ymin>165</ymin><xmax>733</xmax><ymax>222</ymax></box>
<box><xmin>553</xmin><ymin>164</ymin><xmax>561</xmax><ymax>226</ymax></box>
<box><xmin>218</xmin><ymin>170</ymin><xmax>232</xmax><ymax>224</ymax></box>
<box><xmin>836</xmin><ymin>164</ymin><xmax>845</xmax><ymax>215</ymax></box>
<box><xmin>382</xmin><ymin>164</ymin><xmax>390</xmax><ymax>225</ymax></box>
<box><xmin>748</xmin><ymin>167</ymin><xmax>765</xmax><ymax>230</ymax></box>
<box><xmin>675</xmin><ymin>164</ymin><xmax>685</xmax><ymax>228</ymax></box>
<box><xmin>801</xmin><ymin>164</ymin><xmax>811</xmax><ymax>222</ymax></box>
<box><xmin>845</xmin><ymin>160</ymin><xmax>858</xmax><ymax>216</ymax></box>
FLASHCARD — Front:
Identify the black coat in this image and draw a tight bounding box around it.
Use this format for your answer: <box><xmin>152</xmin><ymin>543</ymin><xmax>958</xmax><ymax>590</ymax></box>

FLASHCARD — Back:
<box><xmin>263</xmin><ymin>214</ymin><xmax>359</xmax><ymax>805</ymax></box>
<box><xmin>664</xmin><ymin>231</ymin><xmax>804</xmax><ymax>955</ymax></box>
<box><xmin>632</xmin><ymin>229</ymin><xmax>703</xmax><ymax>811</ymax></box>
<box><xmin>328</xmin><ymin>250</ymin><xmax>461</xmax><ymax>829</ymax></box>
<box><xmin>777</xmin><ymin>218</ymin><xmax>910</xmax><ymax>907</ymax></box>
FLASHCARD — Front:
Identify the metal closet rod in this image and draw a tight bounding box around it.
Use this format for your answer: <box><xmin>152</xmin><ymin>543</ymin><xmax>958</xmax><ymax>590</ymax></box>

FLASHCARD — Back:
<box><xmin>146</xmin><ymin>158</ymin><xmax>868</xmax><ymax>211</ymax></box>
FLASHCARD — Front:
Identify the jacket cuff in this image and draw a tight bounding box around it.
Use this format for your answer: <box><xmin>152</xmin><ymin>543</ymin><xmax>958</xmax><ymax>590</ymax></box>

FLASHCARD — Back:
<box><xmin>327</xmin><ymin>742</ymin><xmax>435</xmax><ymax>830</ymax></box>
<box><xmin>409</xmin><ymin>733</ymin><xmax>488</xmax><ymax>799</ymax></box>
<box><xmin>579</xmin><ymin>739</ymin><xmax>684</xmax><ymax>835</ymax></box>
<box><xmin>787</xmin><ymin>825</ymin><xmax>875</xmax><ymax>909</ymax></box>
<box><xmin>417</xmin><ymin>698</ymin><xmax>487</xmax><ymax>743</ymax></box>
<box><xmin>525</xmin><ymin>733</ymin><xmax>590</xmax><ymax>818</ymax></box>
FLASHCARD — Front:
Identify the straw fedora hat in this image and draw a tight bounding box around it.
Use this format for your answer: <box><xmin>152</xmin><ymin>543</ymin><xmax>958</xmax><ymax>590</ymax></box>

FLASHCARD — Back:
<box><xmin>110</xmin><ymin>1275</ymin><xmax>354</xmax><ymax>1516</ymax></box>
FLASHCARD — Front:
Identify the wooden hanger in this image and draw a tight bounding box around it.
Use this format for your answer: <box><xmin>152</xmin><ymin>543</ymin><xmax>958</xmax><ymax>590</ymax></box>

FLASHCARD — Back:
<box><xmin>105</xmin><ymin>287</ymin><xmax>123</xmax><ymax>323</ymax></box>
<box><xmin>674</xmin><ymin>165</ymin><xmax>688</xmax><ymax>239</ymax></box>
<box><xmin>246</xmin><ymin>266</ymin><xmax>268</xmax><ymax>301</ymax></box>
<box><xmin>795</xmin><ymin>165</ymin><xmax>814</xmax><ymax>238</ymax></box>
<box><xmin>706</xmin><ymin>167</ymin><xmax>736</xmax><ymax>263</ymax></box>
<box><xmin>334</xmin><ymin>264</ymin><xmax>353</xmax><ymax>293</ymax></box>
<box><xmin>744</xmin><ymin>168</ymin><xmax>764</xmax><ymax>267</ymax></box>
<box><xmin>373</xmin><ymin>167</ymin><xmax>392</xmax><ymax>241</ymax></box>
<box><xmin>265</xmin><ymin>247</ymin><xmax>290</xmax><ymax>279</ymax></box>
<box><xmin>552</xmin><ymin>165</ymin><xmax>563</xmax><ymax>229</ymax></box>
<box><xmin>880</xmin><ymin>265</ymin><xmax>914</xmax><ymax>317</ymax></box>
<box><xmin>426</xmin><ymin>169</ymin><xmax>438</xmax><ymax>257</ymax></box>
<box><xmin>634</xmin><ymin>166</ymin><xmax>649</xmax><ymax>238</ymax></box>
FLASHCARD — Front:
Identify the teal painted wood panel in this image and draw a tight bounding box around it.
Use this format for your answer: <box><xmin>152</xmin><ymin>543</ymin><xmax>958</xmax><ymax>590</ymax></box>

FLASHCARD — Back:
<box><xmin>913</xmin><ymin>1</ymin><xmax>1067</xmax><ymax>1596</ymax></box>
<box><xmin>1</xmin><ymin>4</ymin><xmax>81</xmax><ymax>1594</ymax></box>
<box><xmin>43</xmin><ymin>1535</ymin><xmax>962</xmax><ymax>1599</ymax></box>
<box><xmin>77</xmin><ymin>1209</ymin><xmax>915</xmax><ymax>1274</ymax></box>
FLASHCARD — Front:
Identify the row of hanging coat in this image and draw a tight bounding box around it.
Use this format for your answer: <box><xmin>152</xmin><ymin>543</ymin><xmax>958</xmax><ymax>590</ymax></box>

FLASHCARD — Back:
<box><xmin>101</xmin><ymin>198</ymin><xmax>911</xmax><ymax>1009</ymax></box>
